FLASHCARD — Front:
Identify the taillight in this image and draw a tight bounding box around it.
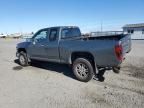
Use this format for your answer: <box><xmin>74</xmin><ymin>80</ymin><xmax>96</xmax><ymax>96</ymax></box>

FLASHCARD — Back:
<box><xmin>115</xmin><ymin>43</ymin><xmax>123</xmax><ymax>61</ymax></box>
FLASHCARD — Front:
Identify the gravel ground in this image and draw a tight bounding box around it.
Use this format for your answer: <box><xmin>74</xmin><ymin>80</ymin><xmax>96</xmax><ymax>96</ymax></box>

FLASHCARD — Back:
<box><xmin>0</xmin><ymin>39</ymin><xmax>144</xmax><ymax>108</ymax></box>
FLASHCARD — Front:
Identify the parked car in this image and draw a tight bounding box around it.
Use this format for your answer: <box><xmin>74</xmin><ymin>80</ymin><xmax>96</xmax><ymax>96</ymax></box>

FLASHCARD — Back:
<box><xmin>16</xmin><ymin>26</ymin><xmax>131</xmax><ymax>82</ymax></box>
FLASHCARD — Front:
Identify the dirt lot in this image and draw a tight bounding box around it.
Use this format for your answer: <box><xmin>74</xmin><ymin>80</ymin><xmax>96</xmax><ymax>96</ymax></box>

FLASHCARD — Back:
<box><xmin>0</xmin><ymin>39</ymin><xmax>144</xmax><ymax>108</ymax></box>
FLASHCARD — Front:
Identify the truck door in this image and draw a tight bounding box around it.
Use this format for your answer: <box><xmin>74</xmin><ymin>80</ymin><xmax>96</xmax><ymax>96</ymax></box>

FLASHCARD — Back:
<box><xmin>44</xmin><ymin>28</ymin><xmax>60</xmax><ymax>62</ymax></box>
<box><xmin>27</xmin><ymin>29</ymin><xmax>49</xmax><ymax>59</ymax></box>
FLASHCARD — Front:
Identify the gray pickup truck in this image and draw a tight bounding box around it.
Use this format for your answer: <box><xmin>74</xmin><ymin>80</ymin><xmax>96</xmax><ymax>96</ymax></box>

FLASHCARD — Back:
<box><xmin>16</xmin><ymin>26</ymin><xmax>131</xmax><ymax>82</ymax></box>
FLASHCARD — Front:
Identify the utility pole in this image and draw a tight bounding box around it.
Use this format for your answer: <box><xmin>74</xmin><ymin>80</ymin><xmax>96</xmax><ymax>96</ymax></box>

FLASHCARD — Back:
<box><xmin>101</xmin><ymin>21</ymin><xmax>103</xmax><ymax>32</ymax></box>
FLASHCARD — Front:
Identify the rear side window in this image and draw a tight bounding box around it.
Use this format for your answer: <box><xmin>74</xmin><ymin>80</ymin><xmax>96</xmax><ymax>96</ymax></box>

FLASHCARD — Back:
<box><xmin>49</xmin><ymin>29</ymin><xmax>58</xmax><ymax>41</ymax></box>
<box><xmin>61</xmin><ymin>28</ymin><xmax>81</xmax><ymax>38</ymax></box>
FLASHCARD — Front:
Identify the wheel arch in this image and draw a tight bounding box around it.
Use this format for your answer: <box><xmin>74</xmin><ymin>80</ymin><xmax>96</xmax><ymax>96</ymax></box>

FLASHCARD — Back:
<box><xmin>17</xmin><ymin>48</ymin><xmax>27</xmax><ymax>53</ymax></box>
<box><xmin>70</xmin><ymin>51</ymin><xmax>97</xmax><ymax>74</ymax></box>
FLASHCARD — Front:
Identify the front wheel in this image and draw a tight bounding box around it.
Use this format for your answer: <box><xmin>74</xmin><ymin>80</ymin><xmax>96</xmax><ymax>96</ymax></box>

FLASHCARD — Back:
<box><xmin>72</xmin><ymin>58</ymin><xmax>94</xmax><ymax>82</ymax></box>
<box><xmin>18</xmin><ymin>51</ymin><xmax>29</xmax><ymax>66</ymax></box>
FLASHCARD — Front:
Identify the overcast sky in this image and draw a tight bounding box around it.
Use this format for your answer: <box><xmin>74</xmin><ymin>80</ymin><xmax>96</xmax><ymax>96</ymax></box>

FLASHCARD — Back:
<box><xmin>0</xmin><ymin>0</ymin><xmax>144</xmax><ymax>33</ymax></box>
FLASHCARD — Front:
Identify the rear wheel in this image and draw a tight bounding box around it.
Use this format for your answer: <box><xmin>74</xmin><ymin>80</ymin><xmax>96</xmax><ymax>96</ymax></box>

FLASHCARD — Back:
<box><xmin>72</xmin><ymin>58</ymin><xmax>94</xmax><ymax>82</ymax></box>
<box><xmin>18</xmin><ymin>51</ymin><xmax>29</xmax><ymax>66</ymax></box>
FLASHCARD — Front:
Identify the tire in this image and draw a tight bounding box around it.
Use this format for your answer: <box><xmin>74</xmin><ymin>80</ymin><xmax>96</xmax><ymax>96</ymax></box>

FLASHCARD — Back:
<box><xmin>18</xmin><ymin>51</ymin><xmax>29</xmax><ymax>66</ymax></box>
<box><xmin>72</xmin><ymin>58</ymin><xmax>94</xmax><ymax>82</ymax></box>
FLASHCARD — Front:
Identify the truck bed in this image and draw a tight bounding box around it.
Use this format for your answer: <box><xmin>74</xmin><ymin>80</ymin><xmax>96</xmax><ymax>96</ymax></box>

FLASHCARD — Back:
<box><xmin>60</xmin><ymin>32</ymin><xmax>131</xmax><ymax>67</ymax></box>
<box><xmin>83</xmin><ymin>32</ymin><xmax>131</xmax><ymax>54</ymax></box>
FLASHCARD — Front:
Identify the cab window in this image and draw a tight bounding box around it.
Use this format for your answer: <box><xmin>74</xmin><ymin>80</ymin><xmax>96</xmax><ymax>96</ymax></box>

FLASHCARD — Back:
<box><xmin>61</xmin><ymin>28</ymin><xmax>81</xmax><ymax>38</ymax></box>
<box><xmin>34</xmin><ymin>29</ymin><xmax>48</xmax><ymax>42</ymax></box>
<box><xmin>49</xmin><ymin>29</ymin><xmax>58</xmax><ymax>41</ymax></box>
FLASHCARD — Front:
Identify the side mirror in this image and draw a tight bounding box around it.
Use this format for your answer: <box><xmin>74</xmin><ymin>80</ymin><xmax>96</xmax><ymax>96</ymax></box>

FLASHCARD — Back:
<box><xmin>33</xmin><ymin>40</ymin><xmax>36</xmax><ymax>45</ymax></box>
<box><xmin>32</xmin><ymin>39</ymin><xmax>37</xmax><ymax>45</ymax></box>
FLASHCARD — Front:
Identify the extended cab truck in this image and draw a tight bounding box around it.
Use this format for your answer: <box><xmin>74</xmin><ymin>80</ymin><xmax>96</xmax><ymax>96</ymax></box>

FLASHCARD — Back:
<box><xmin>16</xmin><ymin>26</ymin><xmax>131</xmax><ymax>82</ymax></box>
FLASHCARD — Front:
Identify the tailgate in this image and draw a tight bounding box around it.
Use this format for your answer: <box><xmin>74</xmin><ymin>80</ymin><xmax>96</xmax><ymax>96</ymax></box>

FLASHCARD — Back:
<box><xmin>120</xmin><ymin>34</ymin><xmax>131</xmax><ymax>55</ymax></box>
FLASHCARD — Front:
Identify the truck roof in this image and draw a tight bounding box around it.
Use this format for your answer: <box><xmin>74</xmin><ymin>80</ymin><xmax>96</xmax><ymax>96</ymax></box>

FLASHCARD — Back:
<box><xmin>41</xmin><ymin>26</ymin><xmax>79</xmax><ymax>30</ymax></box>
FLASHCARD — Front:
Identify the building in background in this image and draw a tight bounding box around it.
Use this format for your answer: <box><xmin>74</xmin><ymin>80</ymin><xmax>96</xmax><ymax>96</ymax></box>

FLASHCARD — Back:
<box><xmin>0</xmin><ymin>33</ymin><xmax>8</xmax><ymax>38</ymax></box>
<box><xmin>22</xmin><ymin>32</ymin><xmax>34</xmax><ymax>39</ymax></box>
<box><xmin>10</xmin><ymin>33</ymin><xmax>22</xmax><ymax>38</ymax></box>
<box><xmin>123</xmin><ymin>23</ymin><xmax>144</xmax><ymax>39</ymax></box>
